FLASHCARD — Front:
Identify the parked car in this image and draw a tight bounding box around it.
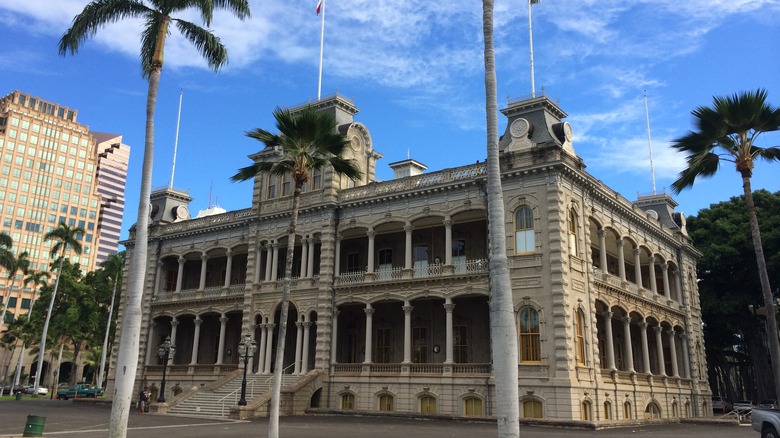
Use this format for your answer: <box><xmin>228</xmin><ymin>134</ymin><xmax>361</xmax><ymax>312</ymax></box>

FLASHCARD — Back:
<box><xmin>56</xmin><ymin>384</ymin><xmax>102</xmax><ymax>400</ymax></box>
<box><xmin>35</xmin><ymin>387</ymin><xmax>48</xmax><ymax>396</ymax></box>
<box><xmin>760</xmin><ymin>400</ymin><xmax>779</xmax><ymax>410</ymax></box>
<box><xmin>712</xmin><ymin>396</ymin><xmax>733</xmax><ymax>414</ymax></box>
<box><xmin>752</xmin><ymin>408</ymin><xmax>780</xmax><ymax>437</ymax></box>
<box><xmin>734</xmin><ymin>400</ymin><xmax>754</xmax><ymax>413</ymax></box>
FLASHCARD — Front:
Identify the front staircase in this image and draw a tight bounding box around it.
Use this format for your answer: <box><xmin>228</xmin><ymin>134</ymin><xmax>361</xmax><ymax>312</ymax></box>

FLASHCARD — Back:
<box><xmin>167</xmin><ymin>373</ymin><xmax>300</xmax><ymax>418</ymax></box>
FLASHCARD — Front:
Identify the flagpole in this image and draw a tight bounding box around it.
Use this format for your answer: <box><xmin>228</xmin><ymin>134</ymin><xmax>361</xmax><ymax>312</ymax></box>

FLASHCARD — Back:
<box><xmin>169</xmin><ymin>89</ymin><xmax>183</xmax><ymax>189</ymax></box>
<box><xmin>644</xmin><ymin>90</ymin><xmax>657</xmax><ymax>195</ymax></box>
<box><xmin>528</xmin><ymin>0</ymin><xmax>536</xmax><ymax>98</ymax></box>
<box><xmin>317</xmin><ymin>0</ymin><xmax>325</xmax><ymax>100</ymax></box>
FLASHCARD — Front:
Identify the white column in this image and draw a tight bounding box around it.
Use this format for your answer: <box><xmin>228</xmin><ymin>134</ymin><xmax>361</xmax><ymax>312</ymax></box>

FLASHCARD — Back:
<box><xmin>444</xmin><ymin>299</ymin><xmax>455</xmax><ymax>364</ymax></box>
<box><xmin>249</xmin><ymin>325</ymin><xmax>257</xmax><ymax>373</ymax></box>
<box><xmin>169</xmin><ymin>319</ymin><xmax>179</xmax><ymax>365</ymax></box>
<box><xmin>265</xmin><ymin>244</ymin><xmax>273</xmax><ymax>282</ymax></box>
<box><xmin>639</xmin><ymin>322</ymin><xmax>651</xmax><ymax>374</ymax></box>
<box><xmin>145</xmin><ymin>322</ymin><xmax>157</xmax><ymax>365</ymax></box>
<box><xmin>680</xmin><ymin>332</ymin><xmax>691</xmax><ymax>379</ymax></box>
<box><xmin>256</xmin><ymin>323</ymin><xmax>267</xmax><ymax>374</ymax></box>
<box><xmin>633</xmin><ymin>249</ymin><xmax>643</xmax><ymax>288</ymax></box>
<box><xmin>271</xmin><ymin>242</ymin><xmax>279</xmax><ymax>281</ymax></box>
<box><xmin>216</xmin><ymin>315</ymin><xmax>228</xmax><ymax>365</ymax></box>
<box><xmin>649</xmin><ymin>256</ymin><xmax>658</xmax><ymax>294</ymax></box>
<box><xmin>604</xmin><ymin>311</ymin><xmax>616</xmax><ymax>370</ymax></box>
<box><xmin>598</xmin><ymin>230</ymin><xmax>608</xmax><ymax>271</ymax></box>
<box><xmin>367</xmin><ymin>230</ymin><xmax>376</xmax><ymax>273</ymax></box>
<box><xmin>224</xmin><ymin>249</ymin><xmax>233</xmax><ymax>288</ymax></box>
<box><xmin>300</xmin><ymin>237</ymin><xmax>308</xmax><ymax>278</ymax></box>
<box><xmin>404</xmin><ymin>225</ymin><xmax>413</xmax><ymax>270</ymax></box>
<box><xmin>668</xmin><ymin>329</ymin><xmax>679</xmax><ymax>377</ymax></box>
<box><xmin>264</xmin><ymin>324</ymin><xmax>275</xmax><ymax>373</ymax></box>
<box><xmin>654</xmin><ymin>325</ymin><xmax>666</xmax><ymax>376</ymax></box>
<box><xmin>444</xmin><ymin>219</ymin><xmax>453</xmax><ymax>265</ymax></box>
<box><xmin>190</xmin><ymin>317</ymin><xmax>202</xmax><ymax>365</ymax></box>
<box><xmin>403</xmin><ymin>302</ymin><xmax>413</xmax><ymax>364</ymax></box>
<box><xmin>364</xmin><ymin>304</ymin><xmax>374</xmax><ymax>364</ymax></box>
<box><xmin>662</xmin><ymin>261</ymin><xmax>671</xmax><ymax>298</ymax></box>
<box><xmin>616</xmin><ymin>237</ymin><xmax>626</xmax><ymax>281</ymax></box>
<box><xmin>198</xmin><ymin>253</ymin><xmax>208</xmax><ymax>290</ymax></box>
<box><xmin>254</xmin><ymin>244</ymin><xmax>263</xmax><ymax>284</ymax></box>
<box><xmin>175</xmin><ymin>256</ymin><xmax>185</xmax><ymax>293</ymax></box>
<box><xmin>622</xmin><ymin>317</ymin><xmax>634</xmax><ymax>372</ymax></box>
<box><xmin>331</xmin><ymin>310</ymin><xmax>340</xmax><ymax>364</ymax></box>
<box><xmin>301</xmin><ymin>321</ymin><xmax>312</xmax><ymax>373</ymax></box>
<box><xmin>334</xmin><ymin>236</ymin><xmax>342</xmax><ymax>276</ymax></box>
<box><xmin>307</xmin><ymin>237</ymin><xmax>315</xmax><ymax>278</ymax></box>
<box><xmin>293</xmin><ymin>321</ymin><xmax>303</xmax><ymax>374</ymax></box>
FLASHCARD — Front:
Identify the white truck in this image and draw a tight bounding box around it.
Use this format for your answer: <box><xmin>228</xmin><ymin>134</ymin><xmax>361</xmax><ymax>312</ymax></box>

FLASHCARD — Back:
<box><xmin>752</xmin><ymin>408</ymin><xmax>780</xmax><ymax>438</ymax></box>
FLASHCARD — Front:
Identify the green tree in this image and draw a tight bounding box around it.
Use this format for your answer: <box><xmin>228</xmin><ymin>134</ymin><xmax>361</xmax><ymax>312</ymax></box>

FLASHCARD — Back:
<box><xmin>672</xmin><ymin>89</ymin><xmax>780</xmax><ymax>398</ymax></box>
<box><xmin>7</xmin><ymin>271</ymin><xmax>52</xmax><ymax>392</ymax></box>
<box><xmin>0</xmin><ymin>232</ymin><xmax>13</xmax><ymax>271</ymax></box>
<box><xmin>32</xmin><ymin>223</ymin><xmax>83</xmax><ymax>391</ymax></box>
<box><xmin>231</xmin><ymin>106</ymin><xmax>361</xmax><ymax>438</ymax></box>
<box><xmin>59</xmin><ymin>2</ymin><xmax>249</xmax><ymax>434</ymax></box>
<box><xmin>0</xmin><ymin>251</ymin><xmax>29</xmax><ymax>331</ymax></box>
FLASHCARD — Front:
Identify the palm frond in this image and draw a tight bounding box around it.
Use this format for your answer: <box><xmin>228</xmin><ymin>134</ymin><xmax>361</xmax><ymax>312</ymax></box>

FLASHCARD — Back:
<box><xmin>58</xmin><ymin>0</ymin><xmax>151</xmax><ymax>56</ymax></box>
<box><xmin>174</xmin><ymin>18</ymin><xmax>228</xmax><ymax>71</ymax></box>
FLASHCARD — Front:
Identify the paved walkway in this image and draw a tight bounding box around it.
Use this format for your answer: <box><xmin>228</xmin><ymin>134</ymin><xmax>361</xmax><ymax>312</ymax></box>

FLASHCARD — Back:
<box><xmin>0</xmin><ymin>399</ymin><xmax>755</xmax><ymax>438</ymax></box>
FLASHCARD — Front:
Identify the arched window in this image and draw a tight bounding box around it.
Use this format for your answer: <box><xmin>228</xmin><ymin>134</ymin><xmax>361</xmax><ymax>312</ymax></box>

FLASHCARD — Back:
<box><xmin>603</xmin><ymin>401</ymin><xmax>612</xmax><ymax>420</ymax></box>
<box><xmin>581</xmin><ymin>400</ymin><xmax>592</xmax><ymax>421</ymax></box>
<box><xmin>519</xmin><ymin>307</ymin><xmax>541</xmax><ymax>363</ymax></box>
<box><xmin>684</xmin><ymin>401</ymin><xmax>691</xmax><ymax>418</ymax></box>
<box><xmin>568</xmin><ymin>208</ymin><xmax>578</xmax><ymax>256</ymax></box>
<box><xmin>515</xmin><ymin>207</ymin><xmax>535</xmax><ymax>254</ymax></box>
<box><xmin>464</xmin><ymin>396</ymin><xmax>483</xmax><ymax>416</ymax></box>
<box><xmin>645</xmin><ymin>401</ymin><xmax>661</xmax><ymax>419</ymax></box>
<box><xmin>420</xmin><ymin>395</ymin><xmax>437</xmax><ymax>414</ymax></box>
<box><xmin>378</xmin><ymin>393</ymin><xmax>394</xmax><ymax>412</ymax></box>
<box><xmin>672</xmin><ymin>401</ymin><xmax>679</xmax><ymax>417</ymax></box>
<box><xmin>624</xmin><ymin>401</ymin><xmax>632</xmax><ymax>419</ymax></box>
<box><xmin>522</xmin><ymin>399</ymin><xmax>544</xmax><ymax>418</ymax></box>
<box><xmin>340</xmin><ymin>393</ymin><xmax>354</xmax><ymax>409</ymax></box>
<box><xmin>576</xmin><ymin>309</ymin><xmax>586</xmax><ymax>365</ymax></box>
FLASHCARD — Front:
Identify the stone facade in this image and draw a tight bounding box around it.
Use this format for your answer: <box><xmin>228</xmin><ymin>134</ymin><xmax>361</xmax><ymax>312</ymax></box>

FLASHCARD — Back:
<box><xmin>109</xmin><ymin>94</ymin><xmax>709</xmax><ymax>421</ymax></box>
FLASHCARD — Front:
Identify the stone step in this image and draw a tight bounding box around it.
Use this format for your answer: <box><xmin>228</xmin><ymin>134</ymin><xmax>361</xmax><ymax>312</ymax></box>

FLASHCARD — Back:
<box><xmin>168</xmin><ymin>375</ymin><xmax>299</xmax><ymax>417</ymax></box>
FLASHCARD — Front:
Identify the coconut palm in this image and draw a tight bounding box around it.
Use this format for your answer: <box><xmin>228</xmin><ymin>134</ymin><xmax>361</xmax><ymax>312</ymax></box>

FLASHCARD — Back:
<box><xmin>97</xmin><ymin>253</ymin><xmax>124</xmax><ymax>389</ymax></box>
<box><xmin>671</xmin><ymin>88</ymin><xmax>780</xmax><ymax>399</ymax></box>
<box><xmin>0</xmin><ymin>232</ymin><xmax>12</xmax><ymax>271</ymax></box>
<box><xmin>231</xmin><ymin>106</ymin><xmax>362</xmax><ymax>438</ymax></box>
<box><xmin>0</xmin><ymin>251</ymin><xmax>29</xmax><ymax>334</ymax></box>
<box><xmin>59</xmin><ymin>1</ymin><xmax>249</xmax><ymax>435</ymax></box>
<box><xmin>32</xmin><ymin>223</ymin><xmax>83</xmax><ymax>392</ymax></box>
<box><xmin>9</xmin><ymin>271</ymin><xmax>52</xmax><ymax>391</ymax></box>
<box><xmin>481</xmin><ymin>1</ymin><xmax>519</xmax><ymax>436</ymax></box>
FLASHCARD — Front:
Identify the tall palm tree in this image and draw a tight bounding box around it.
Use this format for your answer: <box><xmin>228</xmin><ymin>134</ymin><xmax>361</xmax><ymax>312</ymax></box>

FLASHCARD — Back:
<box><xmin>231</xmin><ymin>106</ymin><xmax>362</xmax><ymax>438</ymax></box>
<box><xmin>0</xmin><ymin>251</ymin><xmax>29</xmax><ymax>333</ymax></box>
<box><xmin>671</xmin><ymin>88</ymin><xmax>780</xmax><ymax>399</ymax></box>
<box><xmin>10</xmin><ymin>271</ymin><xmax>51</xmax><ymax>390</ymax></box>
<box><xmin>32</xmin><ymin>223</ymin><xmax>83</xmax><ymax>392</ymax></box>
<box><xmin>59</xmin><ymin>2</ymin><xmax>249</xmax><ymax>435</ymax></box>
<box><xmin>481</xmin><ymin>1</ymin><xmax>519</xmax><ymax>436</ymax></box>
<box><xmin>97</xmin><ymin>253</ymin><xmax>124</xmax><ymax>390</ymax></box>
<box><xmin>0</xmin><ymin>232</ymin><xmax>13</xmax><ymax>271</ymax></box>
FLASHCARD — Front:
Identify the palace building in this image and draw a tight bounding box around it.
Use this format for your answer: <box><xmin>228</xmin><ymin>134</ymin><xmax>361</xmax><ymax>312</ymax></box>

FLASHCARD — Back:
<box><xmin>110</xmin><ymin>94</ymin><xmax>709</xmax><ymax>421</ymax></box>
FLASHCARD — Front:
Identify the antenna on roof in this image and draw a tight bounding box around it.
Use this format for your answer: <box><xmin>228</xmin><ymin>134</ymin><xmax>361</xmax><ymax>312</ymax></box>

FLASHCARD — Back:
<box><xmin>208</xmin><ymin>180</ymin><xmax>213</xmax><ymax>208</ymax></box>
<box><xmin>168</xmin><ymin>89</ymin><xmax>184</xmax><ymax>189</ymax></box>
<box><xmin>644</xmin><ymin>90</ymin><xmax>657</xmax><ymax>195</ymax></box>
<box><xmin>407</xmin><ymin>148</ymin><xmax>410</xmax><ymax>160</ymax></box>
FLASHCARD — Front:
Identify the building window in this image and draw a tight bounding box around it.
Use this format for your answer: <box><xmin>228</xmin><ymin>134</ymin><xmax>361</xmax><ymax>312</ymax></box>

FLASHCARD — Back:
<box><xmin>624</xmin><ymin>401</ymin><xmax>632</xmax><ymax>419</ymax></box>
<box><xmin>645</xmin><ymin>401</ymin><xmax>661</xmax><ymax>419</ymax></box>
<box><xmin>581</xmin><ymin>400</ymin><xmax>592</xmax><ymax>421</ymax></box>
<box><xmin>340</xmin><ymin>393</ymin><xmax>354</xmax><ymax>409</ymax></box>
<box><xmin>165</xmin><ymin>269</ymin><xmax>178</xmax><ymax>291</ymax></box>
<box><xmin>522</xmin><ymin>399</ymin><xmax>543</xmax><ymax>418</ymax></box>
<box><xmin>377</xmin><ymin>248</ymin><xmax>393</xmax><ymax>280</ymax></box>
<box><xmin>281</xmin><ymin>172</ymin><xmax>291</xmax><ymax>196</ymax></box>
<box><xmin>515</xmin><ymin>207</ymin><xmax>535</xmax><ymax>253</ymax></box>
<box><xmin>576</xmin><ymin>309</ymin><xmax>586</xmax><ymax>365</ymax></box>
<box><xmin>452</xmin><ymin>239</ymin><xmax>466</xmax><ymax>272</ymax></box>
<box><xmin>267</xmin><ymin>175</ymin><xmax>277</xmax><ymax>199</ymax></box>
<box><xmin>376</xmin><ymin>328</ymin><xmax>391</xmax><ymax>363</ymax></box>
<box><xmin>603</xmin><ymin>401</ymin><xmax>612</xmax><ymax>420</ymax></box>
<box><xmin>378</xmin><ymin>394</ymin><xmax>394</xmax><ymax>412</ymax></box>
<box><xmin>464</xmin><ymin>397</ymin><xmax>483</xmax><ymax>416</ymax></box>
<box><xmin>21</xmin><ymin>298</ymin><xmax>31</xmax><ymax>310</ymax></box>
<box><xmin>412</xmin><ymin>327</ymin><xmax>427</xmax><ymax>363</ymax></box>
<box><xmin>454</xmin><ymin>325</ymin><xmax>468</xmax><ymax>363</ymax></box>
<box><xmin>420</xmin><ymin>395</ymin><xmax>436</xmax><ymax>414</ymax></box>
<box><xmin>518</xmin><ymin>307</ymin><xmax>541</xmax><ymax>362</ymax></box>
<box><xmin>346</xmin><ymin>253</ymin><xmax>361</xmax><ymax>272</ymax></box>
<box><xmin>568</xmin><ymin>208</ymin><xmax>578</xmax><ymax>256</ymax></box>
<box><xmin>311</xmin><ymin>168</ymin><xmax>322</xmax><ymax>190</ymax></box>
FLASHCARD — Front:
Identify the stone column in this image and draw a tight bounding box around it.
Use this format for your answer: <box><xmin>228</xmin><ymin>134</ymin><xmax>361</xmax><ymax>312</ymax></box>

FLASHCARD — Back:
<box><xmin>598</xmin><ymin>229</ymin><xmax>608</xmax><ymax>271</ymax></box>
<box><xmin>654</xmin><ymin>325</ymin><xmax>666</xmax><ymax>376</ymax></box>
<box><xmin>249</xmin><ymin>325</ymin><xmax>257</xmax><ymax>373</ymax></box>
<box><xmin>668</xmin><ymin>329</ymin><xmax>679</xmax><ymax>377</ymax></box>
<box><xmin>175</xmin><ymin>256</ymin><xmax>185</xmax><ymax>293</ymax></box>
<box><xmin>293</xmin><ymin>321</ymin><xmax>303</xmax><ymax>374</ymax></box>
<box><xmin>271</xmin><ymin>242</ymin><xmax>279</xmax><ymax>281</ymax></box>
<box><xmin>403</xmin><ymin>302</ymin><xmax>413</xmax><ymax>364</ymax></box>
<box><xmin>364</xmin><ymin>304</ymin><xmax>374</xmax><ymax>364</ymax></box>
<box><xmin>633</xmin><ymin>249</ymin><xmax>643</xmax><ymax>288</ymax></box>
<box><xmin>301</xmin><ymin>321</ymin><xmax>312</xmax><ymax>373</ymax></box>
<box><xmin>146</xmin><ymin>322</ymin><xmax>157</xmax><ymax>365</ymax></box>
<box><xmin>224</xmin><ymin>249</ymin><xmax>233</xmax><ymax>288</ymax></box>
<box><xmin>444</xmin><ymin>219</ymin><xmax>453</xmax><ymax>265</ymax></box>
<box><xmin>662</xmin><ymin>261</ymin><xmax>671</xmax><ymax>298</ymax></box>
<box><xmin>254</xmin><ymin>244</ymin><xmax>263</xmax><ymax>284</ymax></box>
<box><xmin>154</xmin><ymin>261</ymin><xmax>163</xmax><ymax>296</ymax></box>
<box><xmin>680</xmin><ymin>332</ymin><xmax>691</xmax><ymax>379</ymax></box>
<box><xmin>265</xmin><ymin>244</ymin><xmax>273</xmax><ymax>282</ymax></box>
<box><xmin>334</xmin><ymin>235</ymin><xmax>342</xmax><ymax>276</ymax></box>
<box><xmin>198</xmin><ymin>253</ymin><xmax>209</xmax><ymax>290</ymax></box>
<box><xmin>649</xmin><ymin>257</ymin><xmax>658</xmax><ymax>294</ymax></box>
<box><xmin>444</xmin><ymin>299</ymin><xmax>455</xmax><ymax>364</ymax></box>
<box><xmin>256</xmin><ymin>324</ymin><xmax>267</xmax><ymax>374</ymax></box>
<box><xmin>616</xmin><ymin>238</ymin><xmax>626</xmax><ymax>281</ymax></box>
<box><xmin>169</xmin><ymin>319</ymin><xmax>179</xmax><ymax>365</ymax></box>
<box><xmin>300</xmin><ymin>237</ymin><xmax>308</xmax><ymax>278</ymax></box>
<box><xmin>639</xmin><ymin>322</ymin><xmax>651</xmax><ymax>374</ymax></box>
<box><xmin>307</xmin><ymin>237</ymin><xmax>315</xmax><ymax>278</ymax></box>
<box><xmin>264</xmin><ymin>324</ymin><xmax>275</xmax><ymax>373</ymax></box>
<box><xmin>190</xmin><ymin>317</ymin><xmax>202</xmax><ymax>365</ymax></box>
<box><xmin>622</xmin><ymin>317</ymin><xmax>635</xmax><ymax>372</ymax></box>
<box><xmin>367</xmin><ymin>230</ymin><xmax>376</xmax><ymax>274</ymax></box>
<box><xmin>404</xmin><ymin>225</ymin><xmax>413</xmax><ymax>270</ymax></box>
<box><xmin>216</xmin><ymin>315</ymin><xmax>228</xmax><ymax>365</ymax></box>
<box><xmin>331</xmin><ymin>310</ymin><xmax>340</xmax><ymax>364</ymax></box>
<box><xmin>604</xmin><ymin>311</ymin><xmax>616</xmax><ymax>370</ymax></box>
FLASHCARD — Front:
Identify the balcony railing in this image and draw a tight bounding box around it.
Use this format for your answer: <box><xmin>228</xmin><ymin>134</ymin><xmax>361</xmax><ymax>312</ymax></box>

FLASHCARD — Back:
<box><xmin>335</xmin><ymin>259</ymin><xmax>488</xmax><ymax>286</ymax></box>
<box><xmin>332</xmin><ymin>363</ymin><xmax>491</xmax><ymax>375</ymax></box>
<box><xmin>154</xmin><ymin>284</ymin><xmax>246</xmax><ymax>303</ymax></box>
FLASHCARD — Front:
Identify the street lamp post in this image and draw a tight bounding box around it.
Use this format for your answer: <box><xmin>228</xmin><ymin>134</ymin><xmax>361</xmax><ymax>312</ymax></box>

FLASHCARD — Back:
<box><xmin>156</xmin><ymin>336</ymin><xmax>175</xmax><ymax>403</ymax></box>
<box><xmin>237</xmin><ymin>334</ymin><xmax>257</xmax><ymax>406</ymax></box>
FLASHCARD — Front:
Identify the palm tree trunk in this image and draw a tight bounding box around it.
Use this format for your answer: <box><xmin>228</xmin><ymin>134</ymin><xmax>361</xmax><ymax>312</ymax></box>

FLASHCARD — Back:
<box><xmin>0</xmin><ymin>278</ymin><xmax>18</xmax><ymax>335</ymax></box>
<box><xmin>98</xmin><ymin>278</ymin><xmax>118</xmax><ymax>389</ymax></box>
<box><xmin>12</xmin><ymin>343</ymin><xmax>24</xmax><ymax>388</ymax></box>
<box><xmin>482</xmin><ymin>1</ymin><xmax>519</xmax><ymax>435</ymax></box>
<box><xmin>109</xmin><ymin>66</ymin><xmax>160</xmax><ymax>438</ymax></box>
<box><xmin>269</xmin><ymin>187</ymin><xmax>302</xmax><ymax>438</ymax></box>
<box><xmin>33</xmin><ymin>255</ymin><xmax>65</xmax><ymax>390</ymax></box>
<box><xmin>742</xmin><ymin>176</ymin><xmax>780</xmax><ymax>399</ymax></box>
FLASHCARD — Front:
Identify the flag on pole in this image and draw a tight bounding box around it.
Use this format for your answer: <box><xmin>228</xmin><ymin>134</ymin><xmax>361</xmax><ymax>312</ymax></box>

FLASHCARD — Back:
<box><xmin>316</xmin><ymin>0</ymin><xmax>323</xmax><ymax>15</ymax></box>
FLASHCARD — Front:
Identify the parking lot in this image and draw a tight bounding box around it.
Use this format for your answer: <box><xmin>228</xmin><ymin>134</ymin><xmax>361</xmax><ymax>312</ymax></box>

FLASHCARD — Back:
<box><xmin>0</xmin><ymin>399</ymin><xmax>758</xmax><ymax>438</ymax></box>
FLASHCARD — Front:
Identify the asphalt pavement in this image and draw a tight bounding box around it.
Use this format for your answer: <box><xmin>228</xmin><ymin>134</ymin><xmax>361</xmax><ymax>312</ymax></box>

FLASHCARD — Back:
<box><xmin>0</xmin><ymin>399</ymin><xmax>757</xmax><ymax>438</ymax></box>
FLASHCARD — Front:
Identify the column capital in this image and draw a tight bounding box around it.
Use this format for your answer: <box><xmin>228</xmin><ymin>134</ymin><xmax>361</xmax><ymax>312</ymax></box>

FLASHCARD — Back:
<box><xmin>226</xmin><ymin>249</ymin><xmax>233</xmax><ymax>257</ymax></box>
<box><xmin>367</xmin><ymin>230</ymin><xmax>376</xmax><ymax>238</ymax></box>
<box><xmin>157</xmin><ymin>260</ymin><xmax>165</xmax><ymax>268</ymax></box>
<box><xmin>622</xmin><ymin>316</ymin><xmax>631</xmax><ymax>325</ymax></box>
<box><xmin>170</xmin><ymin>319</ymin><xmax>180</xmax><ymax>327</ymax></box>
<box><xmin>633</xmin><ymin>248</ymin><xmax>642</xmax><ymax>257</ymax></box>
<box><xmin>364</xmin><ymin>308</ymin><xmax>376</xmax><ymax>317</ymax></box>
<box><xmin>443</xmin><ymin>219</ymin><xmax>453</xmax><ymax>228</ymax></box>
<box><xmin>648</xmin><ymin>256</ymin><xmax>656</xmax><ymax>266</ymax></box>
<box><xmin>404</xmin><ymin>224</ymin><xmax>414</xmax><ymax>233</ymax></box>
<box><xmin>295</xmin><ymin>321</ymin><xmax>303</xmax><ymax>328</ymax></box>
<box><xmin>653</xmin><ymin>325</ymin><xmax>663</xmax><ymax>334</ymax></box>
<box><xmin>178</xmin><ymin>256</ymin><xmax>186</xmax><ymax>265</ymax></box>
<box><xmin>201</xmin><ymin>253</ymin><xmax>209</xmax><ymax>261</ymax></box>
<box><xmin>220</xmin><ymin>316</ymin><xmax>229</xmax><ymax>324</ymax></box>
<box><xmin>639</xmin><ymin>321</ymin><xmax>648</xmax><ymax>329</ymax></box>
<box><xmin>266</xmin><ymin>323</ymin><xmax>276</xmax><ymax>329</ymax></box>
<box><xmin>332</xmin><ymin>310</ymin><xmax>340</xmax><ymax>318</ymax></box>
<box><xmin>444</xmin><ymin>303</ymin><xmax>456</xmax><ymax>312</ymax></box>
<box><xmin>271</xmin><ymin>241</ymin><xmax>279</xmax><ymax>249</ymax></box>
<box><xmin>604</xmin><ymin>310</ymin><xmax>613</xmax><ymax>320</ymax></box>
<box><xmin>598</xmin><ymin>229</ymin><xmax>607</xmax><ymax>238</ymax></box>
<box><xmin>194</xmin><ymin>317</ymin><xmax>203</xmax><ymax>326</ymax></box>
<box><xmin>403</xmin><ymin>305</ymin><xmax>414</xmax><ymax>314</ymax></box>
<box><xmin>615</xmin><ymin>236</ymin><xmax>623</xmax><ymax>247</ymax></box>
<box><xmin>303</xmin><ymin>321</ymin><xmax>313</xmax><ymax>328</ymax></box>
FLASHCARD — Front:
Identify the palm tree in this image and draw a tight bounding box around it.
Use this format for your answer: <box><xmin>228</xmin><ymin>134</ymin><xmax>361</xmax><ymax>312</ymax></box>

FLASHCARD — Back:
<box><xmin>10</xmin><ymin>271</ymin><xmax>51</xmax><ymax>391</ymax></box>
<box><xmin>0</xmin><ymin>232</ymin><xmax>13</xmax><ymax>271</ymax></box>
<box><xmin>671</xmin><ymin>88</ymin><xmax>780</xmax><ymax>399</ymax></box>
<box><xmin>231</xmin><ymin>106</ymin><xmax>362</xmax><ymax>438</ymax></box>
<box><xmin>0</xmin><ymin>251</ymin><xmax>29</xmax><ymax>334</ymax></box>
<box><xmin>97</xmin><ymin>253</ymin><xmax>124</xmax><ymax>390</ymax></box>
<box><xmin>32</xmin><ymin>223</ymin><xmax>83</xmax><ymax>392</ymax></box>
<box><xmin>59</xmin><ymin>2</ymin><xmax>249</xmax><ymax>435</ymax></box>
<box><xmin>481</xmin><ymin>1</ymin><xmax>519</xmax><ymax>436</ymax></box>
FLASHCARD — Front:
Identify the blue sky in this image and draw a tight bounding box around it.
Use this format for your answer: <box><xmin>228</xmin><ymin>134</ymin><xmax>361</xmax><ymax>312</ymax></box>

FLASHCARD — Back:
<box><xmin>1</xmin><ymin>0</ymin><xmax>779</xmax><ymax>243</ymax></box>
